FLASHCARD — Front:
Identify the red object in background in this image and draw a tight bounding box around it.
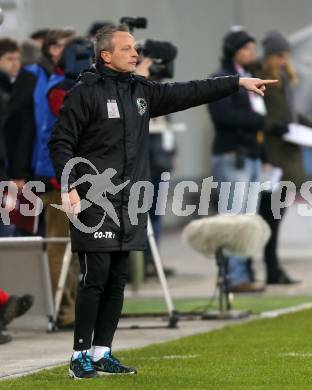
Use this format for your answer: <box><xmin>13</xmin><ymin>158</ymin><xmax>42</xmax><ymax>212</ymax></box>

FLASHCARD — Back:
<box><xmin>0</xmin><ymin>288</ymin><xmax>9</xmax><ymax>305</ymax></box>
<box><xmin>1</xmin><ymin>191</ymin><xmax>40</xmax><ymax>234</ymax></box>
<box><xmin>48</xmin><ymin>87</ymin><xmax>67</xmax><ymax>117</ymax></box>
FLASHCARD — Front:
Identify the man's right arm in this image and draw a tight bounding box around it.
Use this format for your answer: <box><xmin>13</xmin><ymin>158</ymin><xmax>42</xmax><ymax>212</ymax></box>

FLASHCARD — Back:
<box><xmin>48</xmin><ymin>84</ymin><xmax>91</xmax><ymax>192</ymax></box>
<box><xmin>146</xmin><ymin>75</ymin><xmax>240</xmax><ymax>118</ymax></box>
<box><xmin>142</xmin><ymin>76</ymin><xmax>276</xmax><ymax>118</ymax></box>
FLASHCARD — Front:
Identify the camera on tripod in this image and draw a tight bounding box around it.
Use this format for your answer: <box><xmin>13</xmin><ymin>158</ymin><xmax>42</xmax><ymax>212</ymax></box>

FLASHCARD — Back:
<box><xmin>120</xmin><ymin>17</ymin><xmax>147</xmax><ymax>31</ymax></box>
<box><xmin>120</xmin><ymin>16</ymin><xmax>178</xmax><ymax>79</ymax></box>
<box><xmin>61</xmin><ymin>38</ymin><xmax>94</xmax><ymax>79</ymax></box>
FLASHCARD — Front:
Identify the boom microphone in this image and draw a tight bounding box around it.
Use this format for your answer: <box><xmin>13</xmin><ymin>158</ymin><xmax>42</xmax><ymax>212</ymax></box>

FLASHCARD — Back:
<box><xmin>182</xmin><ymin>214</ymin><xmax>271</xmax><ymax>258</ymax></box>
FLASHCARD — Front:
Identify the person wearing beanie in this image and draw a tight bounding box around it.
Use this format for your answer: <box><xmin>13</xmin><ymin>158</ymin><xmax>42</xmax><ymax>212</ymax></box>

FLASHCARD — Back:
<box><xmin>256</xmin><ymin>30</ymin><xmax>310</xmax><ymax>285</ymax></box>
<box><xmin>262</xmin><ymin>30</ymin><xmax>291</xmax><ymax>57</ymax></box>
<box><xmin>208</xmin><ymin>26</ymin><xmax>267</xmax><ymax>293</ymax></box>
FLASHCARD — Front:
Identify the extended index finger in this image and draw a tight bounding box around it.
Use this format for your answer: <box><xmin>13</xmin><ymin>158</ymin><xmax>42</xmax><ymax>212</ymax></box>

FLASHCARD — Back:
<box><xmin>261</xmin><ymin>79</ymin><xmax>279</xmax><ymax>85</ymax></box>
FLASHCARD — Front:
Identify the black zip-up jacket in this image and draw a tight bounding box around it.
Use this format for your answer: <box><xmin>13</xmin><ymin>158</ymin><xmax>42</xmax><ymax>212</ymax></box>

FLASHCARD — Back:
<box><xmin>48</xmin><ymin>62</ymin><xmax>239</xmax><ymax>253</ymax></box>
<box><xmin>3</xmin><ymin>69</ymin><xmax>36</xmax><ymax>180</ymax></box>
<box><xmin>208</xmin><ymin>62</ymin><xmax>265</xmax><ymax>159</ymax></box>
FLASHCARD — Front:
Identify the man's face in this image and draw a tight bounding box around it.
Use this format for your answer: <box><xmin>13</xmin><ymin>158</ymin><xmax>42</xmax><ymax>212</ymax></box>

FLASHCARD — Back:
<box><xmin>100</xmin><ymin>31</ymin><xmax>138</xmax><ymax>72</ymax></box>
<box><xmin>0</xmin><ymin>51</ymin><xmax>21</xmax><ymax>78</ymax></box>
<box><xmin>234</xmin><ymin>42</ymin><xmax>257</xmax><ymax>66</ymax></box>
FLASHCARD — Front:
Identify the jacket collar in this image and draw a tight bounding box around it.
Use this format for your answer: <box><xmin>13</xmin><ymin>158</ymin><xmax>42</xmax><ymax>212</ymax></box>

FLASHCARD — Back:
<box><xmin>95</xmin><ymin>60</ymin><xmax>132</xmax><ymax>81</ymax></box>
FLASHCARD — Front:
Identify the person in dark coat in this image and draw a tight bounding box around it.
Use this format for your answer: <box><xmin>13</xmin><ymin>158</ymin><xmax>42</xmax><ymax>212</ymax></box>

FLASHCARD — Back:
<box><xmin>48</xmin><ymin>23</ymin><xmax>276</xmax><ymax>380</ymax></box>
<box><xmin>208</xmin><ymin>27</ymin><xmax>267</xmax><ymax>293</ymax></box>
<box><xmin>0</xmin><ymin>38</ymin><xmax>36</xmax><ymax>236</ymax></box>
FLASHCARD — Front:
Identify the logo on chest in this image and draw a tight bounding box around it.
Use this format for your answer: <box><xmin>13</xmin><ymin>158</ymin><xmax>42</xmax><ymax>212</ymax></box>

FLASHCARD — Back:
<box><xmin>136</xmin><ymin>97</ymin><xmax>147</xmax><ymax>116</ymax></box>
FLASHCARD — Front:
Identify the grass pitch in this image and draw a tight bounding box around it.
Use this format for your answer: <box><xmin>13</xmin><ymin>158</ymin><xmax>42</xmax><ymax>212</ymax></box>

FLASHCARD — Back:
<box><xmin>1</xmin><ymin>308</ymin><xmax>312</xmax><ymax>390</ymax></box>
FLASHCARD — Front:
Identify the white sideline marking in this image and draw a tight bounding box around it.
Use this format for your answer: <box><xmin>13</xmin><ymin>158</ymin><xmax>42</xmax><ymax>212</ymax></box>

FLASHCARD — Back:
<box><xmin>0</xmin><ymin>359</ymin><xmax>66</xmax><ymax>363</ymax></box>
<box><xmin>136</xmin><ymin>354</ymin><xmax>200</xmax><ymax>360</ymax></box>
<box><xmin>280</xmin><ymin>352</ymin><xmax>312</xmax><ymax>358</ymax></box>
<box><xmin>0</xmin><ymin>361</ymin><xmax>67</xmax><ymax>381</ymax></box>
<box><xmin>260</xmin><ymin>302</ymin><xmax>312</xmax><ymax>318</ymax></box>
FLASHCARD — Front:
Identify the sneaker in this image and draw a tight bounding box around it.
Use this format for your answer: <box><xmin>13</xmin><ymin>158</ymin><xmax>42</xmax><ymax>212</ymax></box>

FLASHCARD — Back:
<box><xmin>93</xmin><ymin>351</ymin><xmax>137</xmax><ymax>375</ymax></box>
<box><xmin>69</xmin><ymin>351</ymin><xmax>98</xmax><ymax>380</ymax></box>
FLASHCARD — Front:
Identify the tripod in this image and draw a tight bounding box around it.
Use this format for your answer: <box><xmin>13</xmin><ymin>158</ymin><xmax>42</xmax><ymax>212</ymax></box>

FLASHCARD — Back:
<box><xmin>201</xmin><ymin>248</ymin><xmax>250</xmax><ymax>320</ymax></box>
<box><xmin>53</xmin><ymin>215</ymin><xmax>179</xmax><ymax>330</ymax></box>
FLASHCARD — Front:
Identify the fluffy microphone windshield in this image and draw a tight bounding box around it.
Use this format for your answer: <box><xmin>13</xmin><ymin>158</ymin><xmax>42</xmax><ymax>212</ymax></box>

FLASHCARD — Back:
<box><xmin>182</xmin><ymin>214</ymin><xmax>271</xmax><ymax>258</ymax></box>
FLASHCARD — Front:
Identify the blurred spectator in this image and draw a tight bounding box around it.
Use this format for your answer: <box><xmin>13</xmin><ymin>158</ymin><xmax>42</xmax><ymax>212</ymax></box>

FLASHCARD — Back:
<box><xmin>0</xmin><ymin>39</ymin><xmax>36</xmax><ymax>183</ymax></box>
<box><xmin>255</xmin><ymin>31</ymin><xmax>311</xmax><ymax>284</ymax></box>
<box><xmin>0</xmin><ymin>288</ymin><xmax>34</xmax><ymax>344</ymax></box>
<box><xmin>20</xmin><ymin>28</ymin><xmax>76</xmax><ymax>325</ymax></box>
<box><xmin>21</xmin><ymin>39</ymin><xmax>41</xmax><ymax>65</ymax></box>
<box><xmin>0</xmin><ymin>38</ymin><xmax>36</xmax><ymax>236</ymax></box>
<box><xmin>39</xmin><ymin>37</ymin><xmax>92</xmax><ymax>328</ymax></box>
<box><xmin>208</xmin><ymin>27</ymin><xmax>266</xmax><ymax>293</ymax></box>
<box><xmin>30</xmin><ymin>28</ymin><xmax>50</xmax><ymax>49</ymax></box>
<box><xmin>25</xmin><ymin>28</ymin><xmax>76</xmax><ymax>190</ymax></box>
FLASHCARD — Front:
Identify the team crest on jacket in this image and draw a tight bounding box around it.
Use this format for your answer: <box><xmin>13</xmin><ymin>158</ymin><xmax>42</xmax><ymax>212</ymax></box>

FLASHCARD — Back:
<box><xmin>136</xmin><ymin>98</ymin><xmax>147</xmax><ymax>115</ymax></box>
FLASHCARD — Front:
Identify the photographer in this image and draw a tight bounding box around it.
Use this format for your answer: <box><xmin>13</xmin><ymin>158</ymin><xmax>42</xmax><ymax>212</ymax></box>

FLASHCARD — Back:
<box><xmin>134</xmin><ymin>39</ymin><xmax>177</xmax><ymax>278</ymax></box>
<box><xmin>48</xmin><ymin>23</ymin><xmax>276</xmax><ymax>379</ymax></box>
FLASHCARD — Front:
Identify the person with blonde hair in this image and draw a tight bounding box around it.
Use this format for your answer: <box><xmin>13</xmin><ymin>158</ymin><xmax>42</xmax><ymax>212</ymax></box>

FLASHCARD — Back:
<box><xmin>257</xmin><ymin>31</ymin><xmax>312</xmax><ymax>284</ymax></box>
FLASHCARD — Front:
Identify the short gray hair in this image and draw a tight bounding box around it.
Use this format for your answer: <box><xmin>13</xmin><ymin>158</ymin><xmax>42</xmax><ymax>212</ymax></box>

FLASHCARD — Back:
<box><xmin>95</xmin><ymin>23</ymin><xmax>129</xmax><ymax>59</ymax></box>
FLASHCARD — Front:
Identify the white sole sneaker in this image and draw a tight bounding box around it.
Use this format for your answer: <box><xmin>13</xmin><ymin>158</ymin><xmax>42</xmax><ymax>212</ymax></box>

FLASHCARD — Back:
<box><xmin>96</xmin><ymin>370</ymin><xmax>136</xmax><ymax>376</ymax></box>
<box><xmin>69</xmin><ymin>368</ymin><xmax>82</xmax><ymax>380</ymax></box>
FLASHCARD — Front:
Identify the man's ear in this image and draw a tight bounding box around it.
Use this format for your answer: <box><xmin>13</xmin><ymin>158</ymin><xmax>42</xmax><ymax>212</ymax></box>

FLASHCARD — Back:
<box><xmin>100</xmin><ymin>51</ymin><xmax>111</xmax><ymax>64</ymax></box>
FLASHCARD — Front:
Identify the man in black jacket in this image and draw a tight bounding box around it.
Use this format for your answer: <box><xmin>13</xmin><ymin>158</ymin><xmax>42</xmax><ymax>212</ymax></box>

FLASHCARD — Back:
<box><xmin>208</xmin><ymin>27</ymin><xmax>267</xmax><ymax>293</ymax></box>
<box><xmin>0</xmin><ymin>39</ymin><xmax>37</xmax><ymax>185</ymax></box>
<box><xmin>48</xmin><ymin>23</ymin><xmax>276</xmax><ymax>380</ymax></box>
<box><xmin>0</xmin><ymin>38</ymin><xmax>36</xmax><ymax>237</ymax></box>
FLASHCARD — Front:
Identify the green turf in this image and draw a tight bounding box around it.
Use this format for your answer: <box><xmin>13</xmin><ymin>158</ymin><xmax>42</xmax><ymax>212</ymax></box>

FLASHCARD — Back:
<box><xmin>2</xmin><ymin>308</ymin><xmax>312</xmax><ymax>389</ymax></box>
<box><xmin>122</xmin><ymin>295</ymin><xmax>312</xmax><ymax>315</ymax></box>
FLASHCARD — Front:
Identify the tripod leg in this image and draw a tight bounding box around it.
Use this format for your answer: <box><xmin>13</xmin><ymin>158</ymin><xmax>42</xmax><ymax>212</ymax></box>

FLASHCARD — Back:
<box><xmin>224</xmin><ymin>256</ymin><xmax>232</xmax><ymax>311</ymax></box>
<box><xmin>216</xmin><ymin>249</ymin><xmax>225</xmax><ymax>314</ymax></box>
<box><xmin>216</xmin><ymin>249</ymin><xmax>232</xmax><ymax>314</ymax></box>
<box><xmin>147</xmin><ymin>215</ymin><xmax>178</xmax><ymax>327</ymax></box>
<box><xmin>54</xmin><ymin>242</ymin><xmax>72</xmax><ymax>325</ymax></box>
<box><xmin>41</xmin><ymin>246</ymin><xmax>55</xmax><ymax>332</ymax></box>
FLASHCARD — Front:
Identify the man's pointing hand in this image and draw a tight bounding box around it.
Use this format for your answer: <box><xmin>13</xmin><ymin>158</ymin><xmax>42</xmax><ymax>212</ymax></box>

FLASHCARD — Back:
<box><xmin>239</xmin><ymin>78</ymin><xmax>278</xmax><ymax>97</ymax></box>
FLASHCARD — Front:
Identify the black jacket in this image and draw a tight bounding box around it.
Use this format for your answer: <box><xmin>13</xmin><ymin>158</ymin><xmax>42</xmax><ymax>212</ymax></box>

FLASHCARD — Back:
<box><xmin>1</xmin><ymin>69</ymin><xmax>36</xmax><ymax>180</ymax></box>
<box><xmin>208</xmin><ymin>62</ymin><xmax>265</xmax><ymax>158</ymax></box>
<box><xmin>48</xmin><ymin>62</ymin><xmax>239</xmax><ymax>252</ymax></box>
<box><xmin>0</xmin><ymin>72</ymin><xmax>10</xmax><ymax>179</ymax></box>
